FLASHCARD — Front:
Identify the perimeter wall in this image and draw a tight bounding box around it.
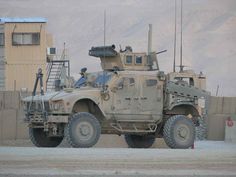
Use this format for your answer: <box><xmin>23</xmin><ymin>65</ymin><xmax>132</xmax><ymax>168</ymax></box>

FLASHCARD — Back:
<box><xmin>0</xmin><ymin>91</ymin><xmax>235</xmax><ymax>145</ymax></box>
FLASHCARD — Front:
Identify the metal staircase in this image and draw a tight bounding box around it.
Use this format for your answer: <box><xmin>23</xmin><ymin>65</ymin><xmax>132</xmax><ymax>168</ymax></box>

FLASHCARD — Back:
<box><xmin>46</xmin><ymin>48</ymin><xmax>70</xmax><ymax>91</ymax></box>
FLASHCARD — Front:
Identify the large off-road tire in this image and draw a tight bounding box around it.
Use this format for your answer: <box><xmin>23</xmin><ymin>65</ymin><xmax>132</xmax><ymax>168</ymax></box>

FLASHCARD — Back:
<box><xmin>64</xmin><ymin>112</ymin><xmax>101</xmax><ymax>148</ymax></box>
<box><xmin>29</xmin><ymin>128</ymin><xmax>63</xmax><ymax>147</ymax></box>
<box><xmin>163</xmin><ymin>115</ymin><xmax>195</xmax><ymax>149</ymax></box>
<box><xmin>124</xmin><ymin>134</ymin><xmax>155</xmax><ymax>148</ymax></box>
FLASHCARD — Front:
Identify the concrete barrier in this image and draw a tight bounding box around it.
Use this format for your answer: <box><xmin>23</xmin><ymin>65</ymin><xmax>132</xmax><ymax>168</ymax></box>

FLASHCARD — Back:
<box><xmin>0</xmin><ymin>91</ymin><xmax>236</xmax><ymax>146</ymax></box>
<box><xmin>207</xmin><ymin>114</ymin><xmax>229</xmax><ymax>140</ymax></box>
<box><xmin>0</xmin><ymin>91</ymin><xmax>26</xmax><ymax>144</ymax></box>
<box><xmin>1</xmin><ymin>109</ymin><xmax>17</xmax><ymax>141</ymax></box>
<box><xmin>225</xmin><ymin>115</ymin><xmax>236</xmax><ymax>143</ymax></box>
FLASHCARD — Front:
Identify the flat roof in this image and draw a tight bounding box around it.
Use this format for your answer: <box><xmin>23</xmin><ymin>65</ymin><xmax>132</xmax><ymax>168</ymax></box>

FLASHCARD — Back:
<box><xmin>0</xmin><ymin>17</ymin><xmax>47</xmax><ymax>23</ymax></box>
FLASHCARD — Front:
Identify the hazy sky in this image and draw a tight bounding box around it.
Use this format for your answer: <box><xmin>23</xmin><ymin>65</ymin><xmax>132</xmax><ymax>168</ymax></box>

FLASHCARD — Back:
<box><xmin>1</xmin><ymin>0</ymin><xmax>236</xmax><ymax>96</ymax></box>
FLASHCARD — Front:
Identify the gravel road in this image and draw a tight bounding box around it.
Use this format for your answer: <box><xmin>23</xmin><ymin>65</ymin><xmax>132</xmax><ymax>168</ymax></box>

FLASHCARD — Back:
<box><xmin>0</xmin><ymin>141</ymin><xmax>236</xmax><ymax>177</ymax></box>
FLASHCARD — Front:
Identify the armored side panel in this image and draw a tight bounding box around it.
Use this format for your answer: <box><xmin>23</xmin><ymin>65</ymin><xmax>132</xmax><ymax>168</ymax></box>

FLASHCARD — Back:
<box><xmin>164</xmin><ymin>81</ymin><xmax>210</xmax><ymax>111</ymax></box>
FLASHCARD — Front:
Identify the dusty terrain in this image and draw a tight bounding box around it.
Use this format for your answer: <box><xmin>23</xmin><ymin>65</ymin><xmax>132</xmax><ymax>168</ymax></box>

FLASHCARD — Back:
<box><xmin>0</xmin><ymin>141</ymin><xmax>236</xmax><ymax>177</ymax></box>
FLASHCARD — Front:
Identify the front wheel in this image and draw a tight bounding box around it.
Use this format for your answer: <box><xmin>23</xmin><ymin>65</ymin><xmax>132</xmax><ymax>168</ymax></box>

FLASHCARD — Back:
<box><xmin>64</xmin><ymin>112</ymin><xmax>101</xmax><ymax>148</ymax></box>
<box><xmin>163</xmin><ymin>115</ymin><xmax>195</xmax><ymax>149</ymax></box>
<box><xmin>29</xmin><ymin>128</ymin><xmax>63</xmax><ymax>147</ymax></box>
<box><xmin>124</xmin><ymin>134</ymin><xmax>155</xmax><ymax>148</ymax></box>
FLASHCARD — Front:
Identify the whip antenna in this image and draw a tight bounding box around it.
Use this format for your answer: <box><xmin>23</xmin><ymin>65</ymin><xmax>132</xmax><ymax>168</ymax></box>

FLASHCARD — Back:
<box><xmin>173</xmin><ymin>0</ymin><xmax>177</xmax><ymax>72</ymax></box>
<box><xmin>180</xmin><ymin>0</ymin><xmax>184</xmax><ymax>72</ymax></box>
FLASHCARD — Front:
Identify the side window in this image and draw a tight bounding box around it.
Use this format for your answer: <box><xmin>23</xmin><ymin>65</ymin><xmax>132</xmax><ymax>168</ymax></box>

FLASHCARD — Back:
<box><xmin>12</xmin><ymin>33</ymin><xmax>40</xmax><ymax>45</ymax></box>
<box><xmin>0</xmin><ymin>33</ymin><xmax>4</xmax><ymax>46</ymax></box>
<box><xmin>146</xmin><ymin>79</ymin><xmax>157</xmax><ymax>87</ymax></box>
<box><xmin>125</xmin><ymin>55</ymin><xmax>132</xmax><ymax>64</ymax></box>
<box><xmin>174</xmin><ymin>77</ymin><xmax>194</xmax><ymax>86</ymax></box>
<box><xmin>117</xmin><ymin>77</ymin><xmax>135</xmax><ymax>89</ymax></box>
<box><xmin>135</xmin><ymin>56</ymin><xmax>142</xmax><ymax>64</ymax></box>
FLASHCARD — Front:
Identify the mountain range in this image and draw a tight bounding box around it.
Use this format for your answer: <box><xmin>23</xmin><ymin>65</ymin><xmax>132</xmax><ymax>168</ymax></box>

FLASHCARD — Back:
<box><xmin>1</xmin><ymin>0</ymin><xmax>236</xmax><ymax>96</ymax></box>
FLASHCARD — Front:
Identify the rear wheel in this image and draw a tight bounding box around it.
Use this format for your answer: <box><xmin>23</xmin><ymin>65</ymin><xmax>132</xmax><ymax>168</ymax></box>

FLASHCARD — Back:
<box><xmin>163</xmin><ymin>115</ymin><xmax>195</xmax><ymax>149</ymax></box>
<box><xmin>124</xmin><ymin>134</ymin><xmax>155</xmax><ymax>148</ymax></box>
<box><xmin>29</xmin><ymin>128</ymin><xmax>63</xmax><ymax>147</ymax></box>
<box><xmin>64</xmin><ymin>112</ymin><xmax>101</xmax><ymax>148</ymax></box>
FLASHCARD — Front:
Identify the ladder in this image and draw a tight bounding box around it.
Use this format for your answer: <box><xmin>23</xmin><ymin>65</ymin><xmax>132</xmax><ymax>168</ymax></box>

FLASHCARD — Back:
<box><xmin>46</xmin><ymin>48</ymin><xmax>70</xmax><ymax>91</ymax></box>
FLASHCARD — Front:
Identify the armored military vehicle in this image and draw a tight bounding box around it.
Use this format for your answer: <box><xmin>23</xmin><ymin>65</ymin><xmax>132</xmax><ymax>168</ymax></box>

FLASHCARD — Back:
<box><xmin>22</xmin><ymin>27</ymin><xmax>210</xmax><ymax>149</ymax></box>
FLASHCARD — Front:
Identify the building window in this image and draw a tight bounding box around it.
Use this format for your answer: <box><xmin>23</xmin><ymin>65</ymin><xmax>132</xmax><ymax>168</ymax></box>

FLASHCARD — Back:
<box><xmin>0</xmin><ymin>33</ymin><xmax>4</xmax><ymax>46</ymax></box>
<box><xmin>125</xmin><ymin>55</ymin><xmax>133</xmax><ymax>64</ymax></box>
<box><xmin>135</xmin><ymin>56</ymin><xmax>142</xmax><ymax>64</ymax></box>
<box><xmin>12</xmin><ymin>33</ymin><xmax>40</xmax><ymax>45</ymax></box>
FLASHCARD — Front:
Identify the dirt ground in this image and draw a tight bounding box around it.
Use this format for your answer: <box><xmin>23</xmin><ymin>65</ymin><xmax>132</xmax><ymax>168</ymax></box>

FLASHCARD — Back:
<box><xmin>0</xmin><ymin>141</ymin><xmax>236</xmax><ymax>177</ymax></box>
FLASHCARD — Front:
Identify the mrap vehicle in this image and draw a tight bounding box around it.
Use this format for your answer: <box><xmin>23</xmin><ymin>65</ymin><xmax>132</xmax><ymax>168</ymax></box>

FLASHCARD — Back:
<box><xmin>22</xmin><ymin>28</ymin><xmax>210</xmax><ymax>149</ymax></box>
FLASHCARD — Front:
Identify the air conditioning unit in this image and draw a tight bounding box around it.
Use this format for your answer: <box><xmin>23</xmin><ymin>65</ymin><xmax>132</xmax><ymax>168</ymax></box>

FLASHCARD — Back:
<box><xmin>47</xmin><ymin>47</ymin><xmax>56</xmax><ymax>55</ymax></box>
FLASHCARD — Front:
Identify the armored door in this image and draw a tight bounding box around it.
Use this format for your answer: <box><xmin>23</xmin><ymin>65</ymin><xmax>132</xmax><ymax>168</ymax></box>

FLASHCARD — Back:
<box><xmin>139</xmin><ymin>76</ymin><xmax>163</xmax><ymax>120</ymax></box>
<box><xmin>111</xmin><ymin>76</ymin><xmax>139</xmax><ymax>119</ymax></box>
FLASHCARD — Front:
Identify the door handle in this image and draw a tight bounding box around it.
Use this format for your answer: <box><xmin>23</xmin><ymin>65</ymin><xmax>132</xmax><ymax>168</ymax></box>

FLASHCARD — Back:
<box><xmin>125</xmin><ymin>97</ymin><xmax>131</xmax><ymax>100</ymax></box>
<box><xmin>141</xmin><ymin>97</ymin><xmax>147</xmax><ymax>100</ymax></box>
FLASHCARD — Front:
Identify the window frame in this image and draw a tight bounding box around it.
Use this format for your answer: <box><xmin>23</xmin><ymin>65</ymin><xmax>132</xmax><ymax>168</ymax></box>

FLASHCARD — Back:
<box><xmin>12</xmin><ymin>32</ymin><xmax>40</xmax><ymax>46</ymax></box>
<box><xmin>174</xmin><ymin>77</ymin><xmax>194</xmax><ymax>86</ymax></box>
<box><xmin>0</xmin><ymin>33</ymin><xmax>4</xmax><ymax>46</ymax></box>
<box><xmin>135</xmin><ymin>55</ymin><xmax>143</xmax><ymax>65</ymax></box>
<box><xmin>117</xmin><ymin>77</ymin><xmax>135</xmax><ymax>89</ymax></box>
<box><xmin>125</xmin><ymin>55</ymin><xmax>133</xmax><ymax>65</ymax></box>
<box><xmin>145</xmin><ymin>79</ymin><xmax>158</xmax><ymax>87</ymax></box>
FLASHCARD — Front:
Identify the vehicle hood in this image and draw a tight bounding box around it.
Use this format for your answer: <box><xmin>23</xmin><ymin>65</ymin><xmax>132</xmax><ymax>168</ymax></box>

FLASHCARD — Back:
<box><xmin>22</xmin><ymin>87</ymin><xmax>101</xmax><ymax>102</ymax></box>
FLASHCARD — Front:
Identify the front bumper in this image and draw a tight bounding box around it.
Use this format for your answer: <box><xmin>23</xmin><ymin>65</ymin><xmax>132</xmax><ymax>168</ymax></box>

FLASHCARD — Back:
<box><xmin>25</xmin><ymin>114</ymin><xmax>69</xmax><ymax>123</ymax></box>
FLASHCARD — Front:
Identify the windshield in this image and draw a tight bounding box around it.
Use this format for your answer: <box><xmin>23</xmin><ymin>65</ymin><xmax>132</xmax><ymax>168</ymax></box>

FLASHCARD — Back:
<box><xmin>74</xmin><ymin>72</ymin><xmax>113</xmax><ymax>88</ymax></box>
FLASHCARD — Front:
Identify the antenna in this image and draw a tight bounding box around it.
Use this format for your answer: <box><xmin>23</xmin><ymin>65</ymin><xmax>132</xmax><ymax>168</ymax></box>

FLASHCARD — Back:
<box><xmin>102</xmin><ymin>10</ymin><xmax>106</xmax><ymax>90</ymax></box>
<box><xmin>180</xmin><ymin>0</ymin><xmax>184</xmax><ymax>72</ymax></box>
<box><xmin>104</xmin><ymin>10</ymin><xmax>106</xmax><ymax>47</ymax></box>
<box><xmin>173</xmin><ymin>0</ymin><xmax>177</xmax><ymax>72</ymax></box>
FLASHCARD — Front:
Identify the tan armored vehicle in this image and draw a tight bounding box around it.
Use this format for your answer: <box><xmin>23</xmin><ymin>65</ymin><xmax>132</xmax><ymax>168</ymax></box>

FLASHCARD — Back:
<box><xmin>22</xmin><ymin>28</ymin><xmax>210</xmax><ymax>148</ymax></box>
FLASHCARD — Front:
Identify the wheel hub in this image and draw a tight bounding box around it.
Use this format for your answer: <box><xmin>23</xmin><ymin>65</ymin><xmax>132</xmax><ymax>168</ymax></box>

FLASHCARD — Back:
<box><xmin>76</xmin><ymin>122</ymin><xmax>94</xmax><ymax>141</ymax></box>
<box><xmin>178</xmin><ymin>127</ymin><xmax>187</xmax><ymax>138</ymax></box>
<box><xmin>177</xmin><ymin>125</ymin><xmax>189</xmax><ymax>139</ymax></box>
<box><xmin>80</xmin><ymin>125</ymin><xmax>90</xmax><ymax>136</ymax></box>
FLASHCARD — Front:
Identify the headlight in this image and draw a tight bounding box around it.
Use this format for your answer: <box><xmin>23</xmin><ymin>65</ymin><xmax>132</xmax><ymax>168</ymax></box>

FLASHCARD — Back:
<box><xmin>50</xmin><ymin>100</ymin><xmax>65</xmax><ymax>111</ymax></box>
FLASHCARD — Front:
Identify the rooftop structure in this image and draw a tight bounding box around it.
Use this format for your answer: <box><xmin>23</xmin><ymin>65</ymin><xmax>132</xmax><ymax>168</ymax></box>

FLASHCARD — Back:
<box><xmin>0</xmin><ymin>17</ymin><xmax>47</xmax><ymax>23</ymax></box>
<box><xmin>0</xmin><ymin>17</ymin><xmax>52</xmax><ymax>91</ymax></box>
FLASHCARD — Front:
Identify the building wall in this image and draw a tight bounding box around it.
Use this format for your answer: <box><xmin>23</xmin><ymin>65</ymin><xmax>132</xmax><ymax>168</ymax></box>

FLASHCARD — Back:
<box><xmin>4</xmin><ymin>22</ymin><xmax>47</xmax><ymax>91</ymax></box>
<box><xmin>0</xmin><ymin>24</ymin><xmax>5</xmax><ymax>90</ymax></box>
